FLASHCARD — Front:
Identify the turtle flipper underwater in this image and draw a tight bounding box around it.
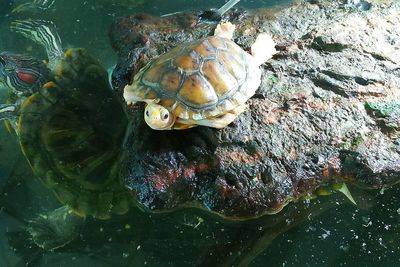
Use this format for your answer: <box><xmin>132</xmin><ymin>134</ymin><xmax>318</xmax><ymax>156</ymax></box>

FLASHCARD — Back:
<box><xmin>12</xmin><ymin>0</ymin><xmax>55</xmax><ymax>13</ymax></box>
<box><xmin>4</xmin><ymin>19</ymin><xmax>131</xmax><ymax>220</ymax></box>
<box><xmin>11</xmin><ymin>19</ymin><xmax>63</xmax><ymax>70</ymax></box>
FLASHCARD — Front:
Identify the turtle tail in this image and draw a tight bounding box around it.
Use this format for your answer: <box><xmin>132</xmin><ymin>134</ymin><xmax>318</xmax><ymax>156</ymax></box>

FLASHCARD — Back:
<box><xmin>11</xmin><ymin>19</ymin><xmax>63</xmax><ymax>70</ymax></box>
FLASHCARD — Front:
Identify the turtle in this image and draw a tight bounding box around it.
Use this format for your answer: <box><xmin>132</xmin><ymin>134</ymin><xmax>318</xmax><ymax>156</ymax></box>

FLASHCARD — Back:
<box><xmin>0</xmin><ymin>19</ymin><xmax>59</xmax><ymax>130</ymax></box>
<box><xmin>123</xmin><ymin>21</ymin><xmax>277</xmax><ymax>130</ymax></box>
<box><xmin>0</xmin><ymin>19</ymin><xmax>130</xmax><ymax>220</ymax></box>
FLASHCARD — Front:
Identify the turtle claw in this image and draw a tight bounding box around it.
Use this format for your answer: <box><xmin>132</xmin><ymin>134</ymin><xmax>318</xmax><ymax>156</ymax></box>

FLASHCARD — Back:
<box><xmin>12</xmin><ymin>3</ymin><xmax>35</xmax><ymax>13</ymax></box>
<box><xmin>11</xmin><ymin>20</ymin><xmax>35</xmax><ymax>39</ymax></box>
<box><xmin>11</xmin><ymin>19</ymin><xmax>63</xmax><ymax>69</ymax></box>
<box><xmin>12</xmin><ymin>0</ymin><xmax>55</xmax><ymax>13</ymax></box>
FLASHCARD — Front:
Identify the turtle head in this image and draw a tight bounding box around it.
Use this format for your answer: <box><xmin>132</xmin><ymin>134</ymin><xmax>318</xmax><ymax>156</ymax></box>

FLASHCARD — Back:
<box><xmin>0</xmin><ymin>52</ymin><xmax>50</xmax><ymax>96</ymax></box>
<box><xmin>144</xmin><ymin>103</ymin><xmax>175</xmax><ymax>130</ymax></box>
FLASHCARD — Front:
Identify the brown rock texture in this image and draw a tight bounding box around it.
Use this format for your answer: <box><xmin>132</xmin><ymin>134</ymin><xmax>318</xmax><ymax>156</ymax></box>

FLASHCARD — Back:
<box><xmin>110</xmin><ymin>1</ymin><xmax>400</xmax><ymax>219</ymax></box>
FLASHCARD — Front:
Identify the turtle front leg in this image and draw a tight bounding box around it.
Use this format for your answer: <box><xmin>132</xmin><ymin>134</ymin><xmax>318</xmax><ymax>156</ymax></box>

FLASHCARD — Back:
<box><xmin>187</xmin><ymin>104</ymin><xmax>247</xmax><ymax>129</ymax></box>
<box><xmin>0</xmin><ymin>104</ymin><xmax>17</xmax><ymax>121</ymax></box>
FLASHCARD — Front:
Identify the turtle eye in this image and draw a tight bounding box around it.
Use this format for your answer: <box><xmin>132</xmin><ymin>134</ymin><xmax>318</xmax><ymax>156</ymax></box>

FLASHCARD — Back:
<box><xmin>145</xmin><ymin>110</ymin><xmax>150</xmax><ymax>117</ymax></box>
<box><xmin>16</xmin><ymin>71</ymin><xmax>38</xmax><ymax>84</ymax></box>
<box><xmin>160</xmin><ymin>110</ymin><xmax>169</xmax><ymax>120</ymax></box>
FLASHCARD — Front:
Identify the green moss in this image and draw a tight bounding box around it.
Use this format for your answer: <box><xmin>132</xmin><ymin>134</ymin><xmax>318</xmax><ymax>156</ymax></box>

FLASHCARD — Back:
<box><xmin>365</xmin><ymin>101</ymin><xmax>400</xmax><ymax>117</ymax></box>
<box><xmin>352</xmin><ymin>135</ymin><xmax>365</xmax><ymax>147</ymax></box>
<box><xmin>336</xmin><ymin>135</ymin><xmax>365</xmax><ymax>149</ymax></box>
<box><xmin>266</xmin><ymin>74</ymin><xmax>279</xmax><ymax>85</ymax></box>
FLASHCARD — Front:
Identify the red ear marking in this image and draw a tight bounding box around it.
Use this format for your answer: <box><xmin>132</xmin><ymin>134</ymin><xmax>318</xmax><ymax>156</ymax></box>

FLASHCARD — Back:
<box><xmin>17</xmin><ymin>72</ymin><xmax>38</xmax><ymax>84</ymax></box>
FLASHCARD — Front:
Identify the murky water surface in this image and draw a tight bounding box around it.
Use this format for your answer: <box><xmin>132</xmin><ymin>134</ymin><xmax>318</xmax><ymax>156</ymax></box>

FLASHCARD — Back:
<box><xmin>0</xmin><ymin>0</ymin><xmax>399</xmax><ymax>266</ymax></box>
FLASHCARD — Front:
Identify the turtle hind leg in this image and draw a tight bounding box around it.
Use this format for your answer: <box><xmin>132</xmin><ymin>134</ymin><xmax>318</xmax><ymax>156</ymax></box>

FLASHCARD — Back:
<box><xmin>11</xmin><ymin>19</ymin><xmax>63</xmax><ymax>69</ymax></box>
<box><xmin>251</xmin><ymin>33</ymin><xmax>277</xmax><ymax>66</ymax></box>
<box><xmin>184</xmin><ymin>104</ymin><xmax>247</xmax><ymax>129</ymax></box>
<box><xmin>213</xmin><ymin>21</ymin><xmax>236</xmax><ymax>40</ymax></box>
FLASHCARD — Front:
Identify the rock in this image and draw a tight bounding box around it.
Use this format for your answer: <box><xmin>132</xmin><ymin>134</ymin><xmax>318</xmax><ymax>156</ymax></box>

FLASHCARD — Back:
<box><xmin>110</xmin><ymin>0</ymin><xmax>400</xmax><ymax>219</ymax></box>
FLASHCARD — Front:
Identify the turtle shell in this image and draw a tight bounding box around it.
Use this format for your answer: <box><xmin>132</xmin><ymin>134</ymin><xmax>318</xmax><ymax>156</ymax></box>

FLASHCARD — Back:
<box><xmin>18</xmin><ymin>48</ymin><xmax>130</xmax><ymax>219</ymax></box>
<box><xmin>132</xmin><ymin>36</ymin><xmax>261</xmax><ymax>120</ymax></box>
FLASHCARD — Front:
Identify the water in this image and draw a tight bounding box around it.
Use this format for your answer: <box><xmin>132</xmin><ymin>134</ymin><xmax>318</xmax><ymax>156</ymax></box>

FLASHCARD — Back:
<box><xmin>1</xmin><ymin>0</ymin><xmax>399</xmax><ymax>266</ymax></box>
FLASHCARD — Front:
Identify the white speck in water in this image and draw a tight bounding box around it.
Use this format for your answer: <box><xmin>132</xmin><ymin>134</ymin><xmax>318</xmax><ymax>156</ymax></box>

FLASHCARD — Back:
<box><xmin>137</xmin><ymin>245</ymin><xmax>141</xmax><ymax>250</ymax></box>
<box><xmin>307</xmin><ymin>226</ymin><xmax>316</xmax><ymax>232</ymax></box>
<box><xmin>397</xmin><ymin>208</ymin><xmax>400</xmax><ymax>215</ymax></box>
<box><xmin>108</xmin><ymin>237</ymin><xmax>112</xmax><ymax>242</ymax></box>
<box><xmin>320</xmin><ymin>227</ymin><xmax>331</xmax><ymax>239</ymax></box>
<box><xmin>340</xmin><ymin>244</ymin><xmax>350</xmax><ymax>252</ymax></box>
<box><xmin>122</xmin><ymin>252</ymin><xmax>129</xmax><ymax>258</ymax></box>
<box><xmin>362</xmin><ymin>220</ymin><xmax>372</xmax><ymax>228</ymax></box>
<box><xmin>99</xmin><ymin>227</ymin><xmax>103</xmax><ymax>232</ymax></box>
<box><xmin>378</xmin><ymin>237</ymin><xmax>387</xmax><ymax>249</ymax></box>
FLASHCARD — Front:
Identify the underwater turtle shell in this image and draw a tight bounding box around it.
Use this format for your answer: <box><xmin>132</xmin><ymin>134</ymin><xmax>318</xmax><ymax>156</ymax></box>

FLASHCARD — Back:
<box><xmin>18</xmin><ymin>48</ymin><xmax>130</xmax><ymax>219</ymax></box>
<box><xmin>132</xmin><ymin>36</ymin><xmax>261</xmax><ymax>121</ymax></box>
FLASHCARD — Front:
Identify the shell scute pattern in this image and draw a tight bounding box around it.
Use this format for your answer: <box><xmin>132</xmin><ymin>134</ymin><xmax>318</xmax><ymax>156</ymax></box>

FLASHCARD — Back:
<box><xmin>201</xmin><ymin>60</ymin><xmax>237</xmax><ymax>98</ymax></box>
<box><xmin>191</xmin><ymin>39</ymin><xmax>216</xmax><ymax>58</ymax></box>
<box><xmin>139</xmin><ymin>36</ymin><xmax>252</xmax><ymax>120</ymax></box>
<box><xmin>174</xmin><ymin>50</ymin><xmax>200</xmax><ymax>72</ymax></box>
<box><xmin>160</xmin><ymin>70</ymin><xmax>182</xmax><ymax>93</ymax></box>
<box><xmin>178</xmin><ymin>74</ymin><xmax>218</xmax><ymax>107</ymax></box>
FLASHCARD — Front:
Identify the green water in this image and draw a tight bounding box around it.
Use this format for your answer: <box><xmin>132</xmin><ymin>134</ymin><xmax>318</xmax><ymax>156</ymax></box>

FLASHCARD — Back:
<box><xmin>1</xmin><ymin>0</ymin><xmax>399</xmax><ymax>266</ymax></box>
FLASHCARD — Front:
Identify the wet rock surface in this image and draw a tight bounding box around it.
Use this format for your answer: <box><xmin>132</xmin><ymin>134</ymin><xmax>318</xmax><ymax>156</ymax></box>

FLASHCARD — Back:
<box><xmin>111</xmin><ymin>0</ymin><xmax>400</xmax><ymax>219</ymax></box>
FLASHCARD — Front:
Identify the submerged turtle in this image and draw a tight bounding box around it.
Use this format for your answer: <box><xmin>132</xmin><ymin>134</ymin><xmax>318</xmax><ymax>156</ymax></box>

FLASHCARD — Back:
<box><xmin>0</xmin><ymin>20</ymin><xmax>130</xmax><ymax>219</ymax></box>
<box><xmin>0</xmin><ymin>20</ymin><xmax>58</xmax><ymax>129</ymax></box>
<box><xmin>124</xmin><ymin>22</ymin><xmax>276</xmax><ymax>130</ymax></box>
